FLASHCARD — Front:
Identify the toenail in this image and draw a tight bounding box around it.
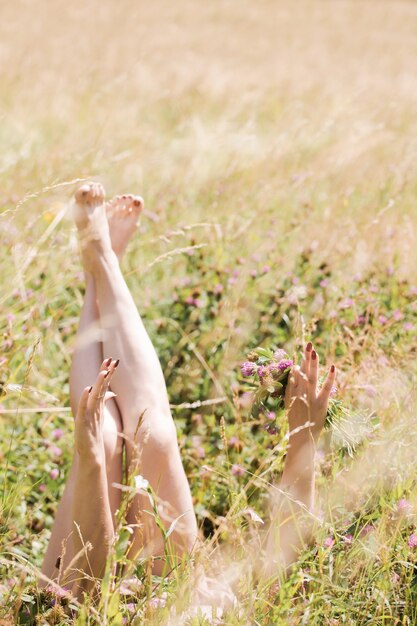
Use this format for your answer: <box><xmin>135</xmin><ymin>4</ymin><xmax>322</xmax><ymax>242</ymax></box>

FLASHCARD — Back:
<box><xmin>133</xmin><ymin>199</ymin><xmax>141</xmax><ymax>206</ymax></box>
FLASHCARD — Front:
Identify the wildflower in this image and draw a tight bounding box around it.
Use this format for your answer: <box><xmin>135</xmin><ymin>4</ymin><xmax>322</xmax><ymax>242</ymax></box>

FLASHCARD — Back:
<box><xmin>228</xmin><ymin>436</ymin><xmax>242</xmax><ymax>450</ymax></box>
<box><xmin>250</xmin><ymin>269</ymin><xmax>258</xmax><ymax>278</ymax></box>
<box><xmin>343</xmin><ymin>534</ymin><xmax>353</xmax><ymax>545</ymax></box>
<box><xmin>357</xmin><ymin>315</ymin><xmax>366</xmax><ymax>325</ymax></box>
<box><xmin>277</xmin><ymin>359</ymin><xmax>293</xmax><ymax>372</ymax></box>
<box><xmin>49</xmin><ymin>446</ymin><xmax>62</xmax><ymax>458</ymax></box>
<box><xmin>231</xmin><ymin>464</ymin><xmax>245</xmax><ymax>477</ymax></box>
<box><xmin>39</xmin><ymin>484</ymin><xmax>46</xmax><ymax>493</ymax></box>
<box><xmin>148</xmin><ymin>596</ymin><xmax>166</xmax><ymax>609</ymax></box>
<box><xmin>404</xmin><ymin>322</ymin><xmax>413</xmax><ymax>331</ymax></box>
<box><xmin>51</xmin><ymin>428</ymin><xmax>63</xmax><ymax>441</ymax></box>
<box><xmin>323</xmin><ymin>536</ymin><xmax>335</xmax><ymax>549</ymax></box>
<box><xmin>378</xmin><ymin>315</ymin><xmax>388</xmax><ymax>325</ymax></box>
<box><xmin>213</xmin><ymin>283</ymin><xmax>223</xmax><ymax>294</ymax></box>
<box><xmin>330</xmin><ymin>385</ymin><xmax>338</xmax><ymax>397</ymax></box>
<box><xmin>266</xmin><ymin>411</ymin><xmax>276</xmax><ymax>421</ymax></box>
<box><xmin>241</xmin><ymin>362</ymin><xmax>255</xmax><ymax>377</ymax></box>
<box><xmin>134</xmin><ymin>475</ymin><xmax>149</xmax><ymax>491</ymax></box>
<box><xmin>360</xmin><ymin>524</ymin><xmax>373</xmax><ymax>537</ymax></box>
<box><xmin>339</xmin><ymin>298</ymin><xmax>354</xmax><ymax>309</ymax></box>
<box><xmin>247</xmin><ymin>351</ymin><xmax>259</xmax><ymax>362</ymax></box>
<box><xmin>50</xmin><ymin>468</ymin><xmax>59</xmax><ymax>480</ymax></box>
<box><xmin>319</xmin><ymin>279</ymin><xmax>329</xmax><ymax>288</ymax></box>
<box><xmin>408</xmin><ymin>533</ymin><xmax>417</xmax><ymax>549</ymax></box>
<box><xmin>393</xmin><ymin>310</ymin><xmax>404</xmax><ymax>321</ymax></box>
<box><xmin>397</xmin><ymin>498</ymin><xmax>412</xmax><ymax>516</ymax></box>
<box><xmin>257</xmin><ymin>365</ymin><xmax>267</xmax><ymax>380</ymax></box>
<box><xmin>391</xmin><ymin>572</ymin><xmax>400</xmax><ymax>585</ymax></box>
<box><xmin>262</xmin><ymin>265</ymin><xmax>270</xmax><ymax>274</ymax></box>
<box><xmin>273</xmin><ymin>349</ymin><xmax>287</xmax><ymax>361</ymax></box>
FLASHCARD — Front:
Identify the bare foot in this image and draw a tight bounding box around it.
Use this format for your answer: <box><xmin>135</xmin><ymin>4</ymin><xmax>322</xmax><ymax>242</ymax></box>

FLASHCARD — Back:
<box><xmin>74</xmin><ymin>182</ymin><xmax>113</xmax><ymax>270</ymax></box>
<box><xmin>106</xmin><ymin>194</ymin><xmax>144</xmax><ymax>259</ymax></box>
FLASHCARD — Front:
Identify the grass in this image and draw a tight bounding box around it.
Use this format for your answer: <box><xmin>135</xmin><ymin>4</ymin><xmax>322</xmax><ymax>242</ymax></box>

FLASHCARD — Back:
<box><xmin>1</xmin><ymin>0</ymin><xmax>417</xmax><ymax>623</ymax></box>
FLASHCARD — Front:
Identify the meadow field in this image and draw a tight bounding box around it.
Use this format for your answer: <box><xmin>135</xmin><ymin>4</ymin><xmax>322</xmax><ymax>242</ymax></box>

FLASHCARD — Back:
<box><xmin>1</xmin><ymin>0</ymin><xmax>417</xmax><ymax>623</ymax></box>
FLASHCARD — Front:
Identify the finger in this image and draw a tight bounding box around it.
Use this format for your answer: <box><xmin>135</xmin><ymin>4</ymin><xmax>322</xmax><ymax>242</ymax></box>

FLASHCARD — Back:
<box><xmin>77</xmin><ymin>386</ymin><xmax>91</xmax><ymax>418</ymax></box>
<box><xmin>300</xmin><ymin>342</ymin><xmax>312</xmax><ymax>380</ymax></box>
<box><xmin>87</xmin><ymin>369</ymin><xmax>110</xmax><ymax>411</ymax></box>
<box><xmin>318</xmin><ymin>365</ymin><xmax>336</xmax><ymax>405</ymax></box>
<box><xmin>308</xmin><ymin>349</ymin><xmax>319</xmax><ymax>395</ymax></box>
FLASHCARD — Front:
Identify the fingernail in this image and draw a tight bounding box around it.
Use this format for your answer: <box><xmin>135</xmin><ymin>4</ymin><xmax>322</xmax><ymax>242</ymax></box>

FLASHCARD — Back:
<box><xmin>105</xmin><ymin>358</ymin><xmax>112</xmax><ymax>367</ymax></box>
<box><xmin>306</xmin><ymin>342</ymin><xmax>313</xmax><ymax>352</ymax></box>
<box><xmin>312</xmin><ymin>350</ymin><xmax>317</xmax><ymax>360</ymax></box>
<box><xmin>88</xmin><ymin>386</ymin><xmax>93</xmax><ymax>393</ymax></box>
<box><xmin>104</xmin><ymin>370</ymin><xmax>110</xmax><ymax>378</ymax></box>
<box><xmin>114</xmin><ymin>359</ymin><xmax>120</xmax><ymax>368</ymax></box>
<box><xmin>330</xmin><ymin>364</ymin><xmax>335</xmax><ymax>373</ymax></box>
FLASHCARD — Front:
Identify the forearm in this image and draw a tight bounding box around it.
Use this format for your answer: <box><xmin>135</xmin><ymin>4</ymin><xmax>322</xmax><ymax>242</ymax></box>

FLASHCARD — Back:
<box><xmin>264</xmin><ymin>433</ymin><xmax>317</xmax><ymax>575</ymax></box>
<box><xmin>71</xmin><ymin>456</ymin><xmax>115</xmax><ymax>598</ymax></box>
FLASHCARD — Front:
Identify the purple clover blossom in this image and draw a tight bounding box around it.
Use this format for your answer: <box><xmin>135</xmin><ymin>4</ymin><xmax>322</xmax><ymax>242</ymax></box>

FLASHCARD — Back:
<box><xmin>273</xmin><ymin>349</ymin><xmax>287</xmax><ymax>361</ymax></box>
<box><xmin>397</xmin><ymin>498</ymin><xmax>412</xmax><ymax>515</ymax></box>
<box><xmin>241</xmin><ymin>362</ymin><xmax>256</xmax><ymax>377</ymax></box>
<box><xmin>257</xmin><ymin>365</ymin><xmax>267</xmax><ymax>380</ymax></box>
<box><xmin>330</xmin><ymin>385</ymin><xmax>338</xmax><ymax>397</ymax></box>
<box><xmin>231</xmin><ymin>464</ymin><xmax>245</xmax><ymax>477</ymax></box>
<box><xmin>408</xmin><ymin>533</ymin><xmax>417</xmax><ymax>549</ymax></box>
<box><xmin>277</xmin><ymin>359</ymin><xmax>293</xmax><ymax>372</ymax></box>
<box><xmin>323</xmin><ymin>536</ymin><xmax>335</xmax><ymax>549</ymax></box>
<box><xmin>343</xmin><ymin>534</ymin><xmax>353</xmax><ymax>545</ymax></box>
<box><xmin>51</xmin><ymin>428</ymin><xmax>63</xmax><ymax>441</ymax></box>
<box><xmin>50</xmin><ymin>468</ymin><xmax>59</xmax><ymax>480</ymax></box>
<box><xmin>393</xmin><ymin>310</ymin><xmax>404</xmax><ymax>321</ymax></box>
<box><xmin>378</xmin><ymin>315</ymin><xmax>388</xmax><ymax>325</ymax></box>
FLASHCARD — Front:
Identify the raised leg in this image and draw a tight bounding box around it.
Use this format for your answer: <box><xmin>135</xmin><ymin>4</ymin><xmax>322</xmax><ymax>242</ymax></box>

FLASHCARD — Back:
<box><xmin>76</xmin><ymin>182</ymin><xmax>198</xmax><ymax>574</ymax></box>
<box><xmin>41</xmin><ymin>191</ymin><xmax>123</xmax><ymax>582</ymax></box>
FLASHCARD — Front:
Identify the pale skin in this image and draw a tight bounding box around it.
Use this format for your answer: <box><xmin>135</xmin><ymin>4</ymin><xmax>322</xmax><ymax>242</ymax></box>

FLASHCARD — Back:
<box><xmin>41</xmin><ymin>182</ymin><xmax>336</xmax><ymax>600</ymax></box>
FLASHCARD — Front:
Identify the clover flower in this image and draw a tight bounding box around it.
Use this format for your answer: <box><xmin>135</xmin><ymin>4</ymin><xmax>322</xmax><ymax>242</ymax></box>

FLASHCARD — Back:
<box><xmin>231</xmin><ymin>464</ymin><xmax>245</xmax><ymax>477</ymax></box>
<box><xmin>408</xmin><ymin>533</ymin><xmax>417</xmax><ymax>549</ymax></box>
<box><xmin>277</xmin><ymin>359</ymin><xmax>293</xmax><ymax>372</ymax></box>
<box><xmin>397</xmin><ymin>498</ymin><xmax>412</xmax><ymax>515</ymax></box>
<box><xmin>273</xmin><ymin>349</ymin><xmax>287</xmax><ymax>361</ymax></box>
<box><xmin>241</xmin><ymin>362</ymin><xmax>256</xmax><ymax>377</ymax></box>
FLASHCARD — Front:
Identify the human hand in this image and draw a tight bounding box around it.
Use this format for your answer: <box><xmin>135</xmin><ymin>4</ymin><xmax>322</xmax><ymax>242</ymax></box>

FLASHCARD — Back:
<box><xmin>74</xmin><ymin>358</ymin><xmax>119</xmax><ymax>459</ymax></box>
<box><xmin>285</xmin><ymin>343</ymin><xmax>335</xmax><ymax>443</ymax></box>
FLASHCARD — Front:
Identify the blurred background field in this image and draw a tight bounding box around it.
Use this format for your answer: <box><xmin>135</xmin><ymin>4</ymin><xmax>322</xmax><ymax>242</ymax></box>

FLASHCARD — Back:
<box><xmin>1</xmin><ymin>0</ymin><xmax>417</xmax><ymax>623</ymax></box>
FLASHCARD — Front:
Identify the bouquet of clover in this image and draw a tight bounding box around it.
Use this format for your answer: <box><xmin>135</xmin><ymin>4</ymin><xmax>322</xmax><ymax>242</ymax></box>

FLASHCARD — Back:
<box><xmin>241</xmin><ymin>346</ymin><xmax>359</xmax><ymax>452</ymax></box>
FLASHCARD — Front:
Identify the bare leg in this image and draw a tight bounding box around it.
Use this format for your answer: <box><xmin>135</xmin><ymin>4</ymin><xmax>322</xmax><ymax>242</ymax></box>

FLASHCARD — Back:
<box><xmin>41</xmin><ymin>197</ymin><xmax>123</xmax><ymax>581</ymax></box>
<box><xmin>76</xmin><ymin>182</ymin><xmax>198</xmax><ymax>574</ymax></box>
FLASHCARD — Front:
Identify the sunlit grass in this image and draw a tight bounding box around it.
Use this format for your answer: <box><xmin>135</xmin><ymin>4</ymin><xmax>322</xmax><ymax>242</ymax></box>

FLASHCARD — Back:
<box><xmin>1</xmin><ymin>0</ymin><xmax>417</xmax><ymax>623</ymax></box>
